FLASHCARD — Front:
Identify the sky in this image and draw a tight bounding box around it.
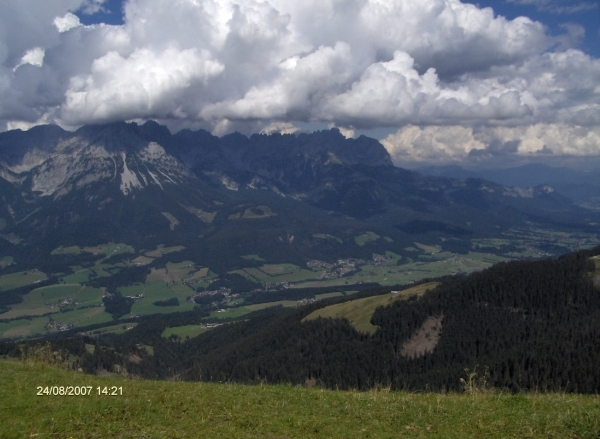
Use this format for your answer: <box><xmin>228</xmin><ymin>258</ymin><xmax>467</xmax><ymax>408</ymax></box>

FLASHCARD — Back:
<box><xmin>1</xmin><ymin>0</ymin><xmax>599</xmax><ymax>168</ymax></box>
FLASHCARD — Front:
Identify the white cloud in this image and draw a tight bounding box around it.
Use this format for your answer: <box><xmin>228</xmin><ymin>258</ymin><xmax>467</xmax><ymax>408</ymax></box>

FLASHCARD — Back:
<box><xmin>54</xmin><ymin>12</ymin><xmax>81</xmax><ymax>33</ymax></box>
<box><xmin>261</xmin><ymin>122</ymin><xmax>300</xmax><ymax>135</ymax></box>
<box><xmin>0</xmin><ymin>0</ymin><xmax>598</xmax><ymax>162</ymax></box>
<box><xmin>199</xmin><ymin>42</ymin><xmax>355</xmax><ymax>123</ymax></box>
<box><xmin>61</xmin><ymin>47</ymin><xmax>224</xmax><ymax>125</ymax></box>
<box><xmin>13</xmin><ymin>47</ymin><xmax>45</xmax><ymax>71</ymax></box>
<box><xmin>382</xmin><ymin>124</ymin><xmax>600</xmax><ymax>165</ymax></box>
<box><xmin>328</xmin><ymin>124</ymin><xmax>355</xmax><ymax>139</ymax></box>
<box><xmin>382</xmin><ymin>125</ymin><xmax>487</xmax><ymax>164</ymax></box>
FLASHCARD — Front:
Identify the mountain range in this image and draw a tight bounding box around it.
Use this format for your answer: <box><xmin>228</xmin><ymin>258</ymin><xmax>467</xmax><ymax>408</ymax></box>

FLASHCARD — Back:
<box><xmin>416</xmin><ymin>163</ymin><xmax>600</xmax><ymax>211</ymax></box>
<box><xmin>0</xmin><ymin>121</ymin><xmax>598</xmax><ymax>273</ymax></box>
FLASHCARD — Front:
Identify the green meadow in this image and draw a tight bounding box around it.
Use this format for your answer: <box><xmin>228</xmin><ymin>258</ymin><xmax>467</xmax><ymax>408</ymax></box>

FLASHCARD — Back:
<box><xmin>120</xmin><ymin>281</ymin><xmax>196</xmax><ymax>317</ymax></box>
<box><xmin>1</xmin><ymin>360</ymin><xmax>598</xmax><ymax>439</ymax></box>
<box><xmin>354</xmin><ymin>231</ymin><xmax>380</xmax><ymax>246</ymax></box>
<box><xmin>161</xmin><ymin>324</ymin><xmax>209</xmax><ymax>340</ymax></box>
<box><xmin>304</xmin><ymin>282</ymin><xmax>438</xmax><ymax>334</ymax></box>
<box><xmin>0</xmin><ymin>306</ymin><xmax>111</xmax><ymax>339</ymax></box>
<box><xmin>0</xmin><ymin>255</ymin><xmax>14</xmax><ymax>268</ymax></box>
<box><xmin>0</xmin><ymin>270</ymin><xmax>47</xmax><ymax>291</ymax></box>
<box><xmin>0</xmin><ymin>284</ymin><xmax>101</xmax><ymax>320</ymax></box>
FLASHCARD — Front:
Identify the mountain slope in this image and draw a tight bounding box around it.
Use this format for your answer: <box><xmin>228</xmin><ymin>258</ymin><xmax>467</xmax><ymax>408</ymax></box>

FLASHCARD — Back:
<box><xmin>0</xmin><ymin>121</ymin><xmax>597</xmax><ymax>275</ymax></box>
<box><xmin>171</xmin><ymin>246</ymin><xmax>600</xmax><ymax>393</ymax></box>
<box><xmin>417</xmin><ymin>163</ymin><xmax>600</xmax><ymax>211</ymax></box>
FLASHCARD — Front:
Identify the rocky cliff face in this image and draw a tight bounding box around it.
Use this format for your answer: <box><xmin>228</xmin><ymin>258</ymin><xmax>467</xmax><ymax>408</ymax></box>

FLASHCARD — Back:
<box><xmin>0</xmin><ymin>122</ymin><xmax>394</xmax><ymax>199</ymax></box>
<box><xmin>0</xmin><ymin>123</ymin><xmax>192</xmax><ymax>199</ymax></box>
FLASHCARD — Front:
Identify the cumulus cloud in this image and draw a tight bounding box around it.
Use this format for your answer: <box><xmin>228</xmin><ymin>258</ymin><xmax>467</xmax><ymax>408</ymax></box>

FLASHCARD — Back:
<box><xmin>54</xmin><ymin>12</ymin><xmax>82</xmax><ymax>33</ymax></box>
<box><xmin>61</xmin><ymin>47</ymin><xmax>224</xmax><ymax>124</ymax></box>
<box><xmin>261</xmin><ymin>122</ymin><xmax>300</xmax><ymax>135</ymax></box>
<box><xmin>0</xmin><ymin>0</ymin><xmax>598</xmax><ymax>163</ymax></box>
<box><xmin>382</xmin><ymin>124</ymin><xmax>600</xmax><ymax>165</ymax></box>
<box><xmin>328</xmin><ymin>124</ymin><xmax>356</xmax><ymax>139</ymax></box>
<box><xmin>13</xmin><ymin>47</ymin><xmax>45</xmax><ymax>71</ymax></box>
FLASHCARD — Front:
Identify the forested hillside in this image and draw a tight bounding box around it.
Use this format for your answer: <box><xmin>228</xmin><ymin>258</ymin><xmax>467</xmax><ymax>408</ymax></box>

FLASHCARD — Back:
<box><xmin>7</xmin><ymin>246</ymin><xmax>598</xmax><ymax>394</ymax></box>
<box><xmin>182</xmin><ymin>246</ymin><xmax>600</xmax><ymax>392</ymax></box>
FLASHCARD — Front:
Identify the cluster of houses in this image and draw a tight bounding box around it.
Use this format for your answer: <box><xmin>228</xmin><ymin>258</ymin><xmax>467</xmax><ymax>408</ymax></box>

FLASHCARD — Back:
<box><xmin>307</xmin><ymin>253</ymin><xmax>394</xmax><ymax>280</ymax></box>
<box><xmin>371</xmin><ymin>253</ymin><xmax>392</xmax><ymax>265</ymax></box>
<box><xmin>46</xmin><ymin>297</ymin><xmax>79</xmax><ymax>309</ymax></box>
<box><xmin>103</xmin><ymin>291</ymin><xmax>144</xmax><ymax>301</ymax></box>
<box><xmin>189</xmin><ymin>287</ymin><xmax>235</xmax><ymax>303</ymax></box>
<box><xmin>264</xmin><ymin>281</ymin><xmax>291</xmax><ymax>290</ymax></box>
<box><xmin>45</xmin><ymin>319</ymin><xmax>74</xmax><ymax>331</ymax></box>
<box><xmin>307</xmin><ymin>257</ymin><xmax>363</xmax><ymax>280</ymax></box>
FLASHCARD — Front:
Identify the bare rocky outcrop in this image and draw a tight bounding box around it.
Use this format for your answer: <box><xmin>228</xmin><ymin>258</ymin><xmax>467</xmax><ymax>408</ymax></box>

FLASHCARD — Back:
<box><xmin>401</xmin><ymin>315</ymin><xmax>443</xmax><ymax>358</ymax></box>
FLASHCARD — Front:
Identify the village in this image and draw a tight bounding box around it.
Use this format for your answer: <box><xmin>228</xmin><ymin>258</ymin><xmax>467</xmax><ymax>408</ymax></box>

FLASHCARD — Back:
<box><xmin>307</xmin><ymin>253</ymin><xmax>392</xmax><ymax>280</ymax></box>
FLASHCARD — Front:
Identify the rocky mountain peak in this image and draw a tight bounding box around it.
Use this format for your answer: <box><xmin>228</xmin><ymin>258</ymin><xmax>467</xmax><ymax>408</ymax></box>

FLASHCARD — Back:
<box><xmin>0</xmin><ymin>121</ymin><xmax>192</xmax><ymax>198</ymax></box>
<box><xmin>74</xmin><ymin>121</ymin><xmax>147</xmax><ymax>153</ymax></box>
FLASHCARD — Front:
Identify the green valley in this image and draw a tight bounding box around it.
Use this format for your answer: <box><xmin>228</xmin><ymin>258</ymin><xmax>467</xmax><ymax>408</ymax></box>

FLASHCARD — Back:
<box><xmin>1</xmin><ymin>221</ymin><xmax>599</xmax><ymax>340</ymax></box>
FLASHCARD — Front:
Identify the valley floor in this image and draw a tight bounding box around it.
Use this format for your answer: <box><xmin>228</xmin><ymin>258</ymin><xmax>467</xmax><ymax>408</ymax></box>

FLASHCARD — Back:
<box><xmin>2</xmin><ymin>360</ymin><xmax>599</xmax><ymax>439</ymax></box>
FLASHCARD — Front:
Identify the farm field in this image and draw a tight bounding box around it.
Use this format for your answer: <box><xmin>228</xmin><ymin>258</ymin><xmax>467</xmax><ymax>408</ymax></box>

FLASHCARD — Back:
<box><xmin>242</xmin><ymin>205</ymin><xmax>277</xmax><ymax>219</ymax></box>
<box><xmin>208</xmin><ymin>306</ymin><xmax>253</xmax><ymax>319</ymax></box>
<box><xmin>121</xmin><ymin>281</ymin><xmax>196</xmax><ymax>317</ymax></box>
<box><xmin>303</xmin><ymin>282</ymin><xmax>439</xmax><ymax>334</ymax></box>
<box><xmin>350</xmin><ymin>251</ymin><xmax>509</xmax><ymax>285</ymax></box>
<box><xmin>181</xmin><ymin>204</ymin><xmax>217</xmax><ymax>223</ymax></box>
<box><xmin>0</xmin><ymin>256</ymin><xmax>13</xmax><ymax>268</ymax></box>
<box><xmin>0</xmin><ymin>318</ymin><xmax>49</xmax><ymax>339</ymax></box>
<box><xmin>144</xmin><ymin>245</ymin><xmax>185</xmax><ymax>258</ymax></box>
<box><xmin>0</xmin><ymin>270</ymin><xmax>47</xmax><ymax>291</ymax></box>
<box><xmin>209</xmin><ymin>292</ymin><xmax>348</xmax><ymax>317</ymax></box>
<box><xmin>354</xmin><ymin>231</ymin><xmax>380</xmax><ymax>246</ymax></box>
<box><xmin>313</xmin><ymin>233</ymin><xmax>343</xmax><ymax>243</ymax></box>
<box><xmin>0</xmin><ymin>284</ymin><xmax>101</xmax><ymax>320</ymax></box>
<box><xmin>501</xmin><ymin>227</ymin><xmax>600</xmax><ymax>256</ymax></box>
<box><xmin>245</xmin><ymin>300</ymin><xmax>301</xmax><ymax>311</ymax></box>
<box><xmin>2</xmin><ymin>360</ymin><xmax>598</xmax><ymax>439</ymax></box>
<box><xmin>232</xmin><ymin>248</ymin><xmax>511</xmax><ymax>290</ymax></box>
<box><xmin>315</xmin><ymin>292</ymin><xmax>344</xmax><ymax>300</ymax></box>
<box><xmin>47</xmin><ymin>306</ymin><xmax>111</xmax><ymax>328</ymax></box>
<box><xmin>233</xmin><ymin>263</ymin><xmax>321</xmax><ymax>284</ymax></box>
<box><xmin>51</xmin><ymin>243</ymin><xmax>134</xmax><ymax>257</ymax></box>
<box><xmin>62</xmin><ymin>269</ymin><xmax>94</xmax><ymax>284</ymax></box>
<box><xmin>0</xmin><ymin>304</ymin><xmax>111</xmax><ymax>339</ymax></box>
<box><xmin>282</xmin><ymin>251</ymin><xmax>509</xmax><ymax>289</ymax></box>
<box><xmin>82</xmin><ymin>322</ymin><xmax>138</xmax><ymax>337</ymax></box>
<box><xmin>162</xmin><ymin>324</ymin><xmax>209</xmax><ymax>340</ymax></box>
<box><xmin>242</xmin><ymin>254</ymin><xmax>265</xmax><ymax>261</ymax></box>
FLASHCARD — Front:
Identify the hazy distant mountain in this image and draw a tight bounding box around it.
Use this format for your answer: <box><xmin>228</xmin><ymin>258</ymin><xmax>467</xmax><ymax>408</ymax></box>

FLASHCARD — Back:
<box><xmin>416</xmin><ymin>163</ymin><xmax>600</xmax><ymax>210</ymax></box>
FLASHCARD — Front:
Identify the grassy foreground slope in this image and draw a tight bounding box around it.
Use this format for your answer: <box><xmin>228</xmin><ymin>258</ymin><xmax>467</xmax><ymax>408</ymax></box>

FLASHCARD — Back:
<box><xmin>2</xmin><ymin>361</ymin><xmax>599</xmax><ymax>439</ymax></box>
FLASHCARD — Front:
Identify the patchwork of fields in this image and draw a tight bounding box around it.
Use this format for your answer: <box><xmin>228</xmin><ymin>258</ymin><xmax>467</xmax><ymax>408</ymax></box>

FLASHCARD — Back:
<box><xmin>1</xmin><ymin>222</ymin><xmax>598</xmax><ymax>340</ymax></box>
